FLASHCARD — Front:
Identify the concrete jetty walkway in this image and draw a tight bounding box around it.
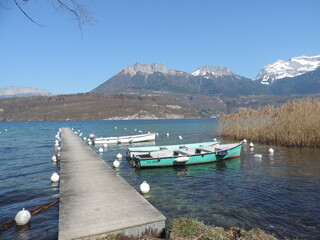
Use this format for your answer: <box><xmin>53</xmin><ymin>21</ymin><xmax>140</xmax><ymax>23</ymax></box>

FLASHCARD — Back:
<box><xmin>58</xmin><ymin>128</ymin><xmax>166</xmax><ymax>240</ymax></box>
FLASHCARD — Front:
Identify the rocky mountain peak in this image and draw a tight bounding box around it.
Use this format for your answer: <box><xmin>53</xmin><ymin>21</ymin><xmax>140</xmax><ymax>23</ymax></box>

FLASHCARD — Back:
<box><xmin>255</xmin><ymin>55</ymin><xmax>320</xmax><ymax>85</ymax></box>
<box><xmin>191</xmin><ymin>66</ymin><xmax>234</xmax><ymax>77</ymax></box>
<box><xmin>122</xmin><ymin>62</ymin><xmax>169</xmax><ymax>76</ymax></box>
<box><xmin>0</xmin><ymin>86</ymin><xmax>51</xmax><ymax>98</ymax></box>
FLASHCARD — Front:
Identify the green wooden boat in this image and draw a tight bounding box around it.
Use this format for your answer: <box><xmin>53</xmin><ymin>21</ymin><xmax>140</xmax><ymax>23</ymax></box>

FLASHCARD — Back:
<box><xmin>126</xmin><ymin>141</ymin><xmax>219</xmax><ymax>159</ymax></box>
<box><xmin>132</xmin><ymin>142</ymin><xmax>242</xmax><ymax>168</ymax></box>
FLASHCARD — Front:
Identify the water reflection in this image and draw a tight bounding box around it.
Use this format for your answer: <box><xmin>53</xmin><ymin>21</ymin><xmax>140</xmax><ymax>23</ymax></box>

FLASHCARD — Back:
<box><xmin>15</xmin><ymin>224</ymin><xmax>31</xmax><ymax>240</ymax></box>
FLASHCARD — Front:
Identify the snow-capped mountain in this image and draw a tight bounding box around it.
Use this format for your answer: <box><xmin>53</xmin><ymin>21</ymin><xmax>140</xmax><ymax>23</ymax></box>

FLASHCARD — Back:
<box><xmin>192</xmin><ymin>66</ymin><xmax>234</xmax><ymax>79</ymax></box>
<box><xmin>255</xmin><ymin>55</ymin><xmax>320</xmax><ymax>85</ymax></box>
<box><xmin>91</xmin><ymin>63</ymin><xmax>264</xmax><ymax>96</ymax></box>
<box><xmin>0</xmin><ymin>86</ymin><xmax>52</xmax><ymax>98</ymax></box>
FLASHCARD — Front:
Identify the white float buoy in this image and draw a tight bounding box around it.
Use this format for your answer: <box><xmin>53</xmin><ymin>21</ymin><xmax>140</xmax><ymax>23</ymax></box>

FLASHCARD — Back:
<box><xmin>98</xmin><ymin>147</ymin><xmax>104</xmax><ymax>153</ymax></box>
<box><xmin>213</xmin><ymin>138</ymin><xmax>217</xmax><ymax>141</ymax></box>
<box><xmin>116</xmin><ymin>153</ymin><xmax>122</xmax><ymax>159</ymax></box>
<box><xmin>243</xmin><ymin>139</ymin><xmax>247</xmax><ymax>143</ymax></box>
<box><xmin>156</xmin><ymin>133</ymin><xmax>159</xmax><ymax>136</ymax></box>
<box><xmin>249</xmin><ymin>142</ymin><xmax>254</xmax><ymax>147</ymax></box>
<box><xmin>113</xmin><ymin>159</ymin><xmax>120</xmax><ymax>168</ymax></box>
<box><xmin>140</xmin><ymin>181</ymin><xmax>150</xmax><ymax>194</ymax></box>
<box><xmin>15</xmin><ymin>208</ymin><xmax>31</xmax><ymax>225</ymax></box>
<box><xmin>104</xmin><ymin>143</ymin><xmax>108</xmax><ymax>148</ymax></box>
<box><xmin>268</xmin><ymin>148</ymin><xmax>274</xmax><ymax>153</ymax></box>
<box><xmin>166</xmin><ymin>133</ymin><xmax>169</xmax><ymax>137</ymax></box>
<box><xmin>88</xmin><ymin>133</ymin><xmax>96</xmax><ymax>139</ymax></box>
<box><xmin>254</xmin><ymin>154</ymin><xmax>262</xmax><ymax>158</ymax></box>
<box><xmin>52</xmin><ymin>155</ymin><xmax>57</xmax><ymax>162</ymax></box>
<box><xmin>179</xmin><ymin>135</ymin><xmax>182</xmax><ymax>140</ymax></box>
<box><xmin>115</xmin><ymin>126</ymin><xmax>117</xmax><ymax>129</ymax></box>
<box><xmin>50</xmin><ymin>172</ymin><xmax>59</xmax><ymax>182</ymax></box>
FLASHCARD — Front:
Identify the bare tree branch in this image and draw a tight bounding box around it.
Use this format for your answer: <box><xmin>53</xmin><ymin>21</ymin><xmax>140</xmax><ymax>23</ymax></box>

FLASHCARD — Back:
<box><xmin>13</xmin><ymin>0</ymin><xmax>45</xmax><ymax>27</ymax></box>
<box><xmin>51</xmin><ymin>0</ymin><xmax>95</xmax><ymax>32</ymax></box>
<box><xmin>7</xmin><ymin>0</ymin><xmax>94</xmax><ymax>32</ymax></box>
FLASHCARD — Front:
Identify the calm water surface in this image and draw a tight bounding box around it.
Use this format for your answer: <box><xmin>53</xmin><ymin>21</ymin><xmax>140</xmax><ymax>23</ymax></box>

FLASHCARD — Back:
<box><xmin>0</xmin><ymin>119</ymin><xmax>319</xmax><ymax>239</ymax></box>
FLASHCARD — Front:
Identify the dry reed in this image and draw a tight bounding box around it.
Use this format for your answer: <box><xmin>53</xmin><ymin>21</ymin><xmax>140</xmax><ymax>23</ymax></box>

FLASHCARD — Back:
<box><xmin>218</xmin><ymin>98</ymin><xmax>320</xmax><ymax>148</ymax></box>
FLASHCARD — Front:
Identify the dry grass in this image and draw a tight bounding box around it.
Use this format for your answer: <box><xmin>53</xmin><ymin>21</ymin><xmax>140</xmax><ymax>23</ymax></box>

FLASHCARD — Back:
<box><xmin>218</xmin><ymin>98</ymin><xmax>320</xmax><ymax>147</ymax></box>
<box><xmin>168</xmin><ymin>218</ymin><xmax>277</xmax><ymax>240</ymax></box>
<box><xmin>98</xmin><ymin>218</ymin><xmax>277</xmax><ymax>240</ymax></box>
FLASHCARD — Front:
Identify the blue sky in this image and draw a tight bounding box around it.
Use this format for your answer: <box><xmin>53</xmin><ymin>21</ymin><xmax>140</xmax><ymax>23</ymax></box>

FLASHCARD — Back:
<box><xmin>1</xmin><ymin>0</ymin><xmax>319</xmax><ymax>94</ymax></box>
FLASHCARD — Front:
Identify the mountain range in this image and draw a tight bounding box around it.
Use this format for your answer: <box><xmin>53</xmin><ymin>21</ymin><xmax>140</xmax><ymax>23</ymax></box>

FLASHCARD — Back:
<box><xmin>91</xmin><ymin>55</ymin><xmax>320</xmax><ymax>97</ymax></box>
<box><xmin>1</xmin><ymin>55</ymin><xmax>319</xmax><ymax>99</ymax></box>
<box><xmin>0</xmin><ymin>55</ymin><xmax>319</xmax><ymax>120</ymax></box>
<box><xmin>91</xmin><ymin>63</ymin><xmax>265</xmax><ymax>96</ymax></box>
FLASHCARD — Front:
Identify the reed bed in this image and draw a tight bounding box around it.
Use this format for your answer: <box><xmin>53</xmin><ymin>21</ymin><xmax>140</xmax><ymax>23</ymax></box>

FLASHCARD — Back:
<box><xmin>218</xmin><ymin>98</ymin><xmax>320</xmax><ymax>148</ymax></box>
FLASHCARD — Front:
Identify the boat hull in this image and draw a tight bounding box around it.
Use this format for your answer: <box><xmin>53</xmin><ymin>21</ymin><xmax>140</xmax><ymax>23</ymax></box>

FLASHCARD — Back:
<box><xmin>94</xmin><ymin>133</ymin><xmax>156</xmax><ymax>144</ymax></box>
<box><xmin>134</xmin><ymin>143</ymin><xmax>242</xmax><ymax>168</ymax></box>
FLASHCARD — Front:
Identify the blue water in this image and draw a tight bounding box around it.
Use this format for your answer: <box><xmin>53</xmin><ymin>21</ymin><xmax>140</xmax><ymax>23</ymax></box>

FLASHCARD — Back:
<box><xmin>0</xmin><ymin>119</ymin><xmax>319</xmax><ymax>239</ymax></box>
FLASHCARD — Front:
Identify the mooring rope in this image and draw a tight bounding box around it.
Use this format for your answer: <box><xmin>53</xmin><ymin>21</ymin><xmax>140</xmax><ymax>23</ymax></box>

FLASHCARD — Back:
<box><xmin>0</xmin><ymin>199</ymin><xmax>59</xmax><ymax>232</ymax></box>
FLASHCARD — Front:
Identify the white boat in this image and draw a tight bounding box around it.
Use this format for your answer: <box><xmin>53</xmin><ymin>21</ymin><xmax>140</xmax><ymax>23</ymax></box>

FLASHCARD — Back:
<box><xmin>92</xmin><ymin>133</ymin><xmax>156</xmax><ymax>145</ymax></box>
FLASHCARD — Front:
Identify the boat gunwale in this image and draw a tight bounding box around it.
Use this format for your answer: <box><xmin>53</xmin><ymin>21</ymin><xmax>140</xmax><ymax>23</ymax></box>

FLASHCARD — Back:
<box><xmin>95</xmin><ymin>132</ymin><xmax>156</xmax><ymax>141</ymax></box>
<box><xmin>127</xmin><ymin>142</ymin><xmax>219</xmax><ymax>157</ymax></box>
<box><xmin>134</xmin><ymin>142</ymin><xmax>242</xmax><ymax>161</ymax></box>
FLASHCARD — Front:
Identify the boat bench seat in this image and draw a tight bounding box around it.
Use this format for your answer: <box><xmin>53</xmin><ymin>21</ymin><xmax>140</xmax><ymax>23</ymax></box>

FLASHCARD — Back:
<box><xmin>149</xmin><ymin>149</ymin><xmax>173</xmax><ymax>158</ymax></box>
<box><xmin>135</xmin><ymin>154</ymin><xmax>152</xmax><ymax>159</ymax></box>
<box><xmin>196</xmin><ymin>148</ymin><xmax>212</xmax><ymax>153</ymax></box>
<box><xmin>195</xmin><ymin>148</ymin><xmax>213</xmax><ymax>153</ymax></box>
<box><xmin>173</xmin><ymin>150</ymin><xmax>190</xmax><ymax>157</ymax></box>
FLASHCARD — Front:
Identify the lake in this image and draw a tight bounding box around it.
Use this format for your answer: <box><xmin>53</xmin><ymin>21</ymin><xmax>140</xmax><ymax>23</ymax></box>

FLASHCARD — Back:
<box><xmin>0</xmin><ymin>119</ymin><xmax>319</xmax><ymax>239</ymax></box>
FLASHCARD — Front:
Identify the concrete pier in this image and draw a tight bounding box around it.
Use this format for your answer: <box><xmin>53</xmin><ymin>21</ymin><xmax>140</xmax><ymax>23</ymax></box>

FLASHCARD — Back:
<box><xmin>58</xmin><ymin>128</ymin><xmax>166</xmax><ymax>240</ymax></box>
